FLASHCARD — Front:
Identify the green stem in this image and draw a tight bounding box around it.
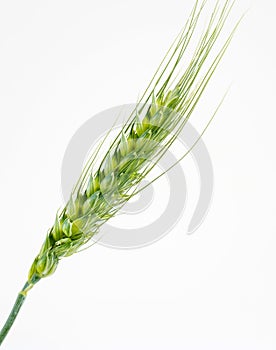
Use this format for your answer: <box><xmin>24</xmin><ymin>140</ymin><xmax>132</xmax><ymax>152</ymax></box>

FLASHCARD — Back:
<box><xmin>0</xmin><ymin>282</ymin><xmax>31</xmax><ymax>346</ymax></box>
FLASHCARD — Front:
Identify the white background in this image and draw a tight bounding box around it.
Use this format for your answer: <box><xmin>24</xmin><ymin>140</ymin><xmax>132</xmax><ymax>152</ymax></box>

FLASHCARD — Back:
<box><xmin>0</xmin><ymin>0</ymin><xmax>275</xmax><ymax>349</ymax></box>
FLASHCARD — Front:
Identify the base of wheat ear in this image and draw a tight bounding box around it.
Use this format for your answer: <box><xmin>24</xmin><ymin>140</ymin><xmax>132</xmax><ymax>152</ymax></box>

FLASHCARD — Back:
<box><xmin>0</xmin><ymin>0</ymin><xmax>241</xmax><ymax>346</ymax></box>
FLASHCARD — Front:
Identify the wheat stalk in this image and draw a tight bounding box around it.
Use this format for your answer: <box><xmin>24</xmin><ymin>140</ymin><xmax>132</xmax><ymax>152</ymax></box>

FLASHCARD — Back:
<box><xmin>0</xmin><ymin>0</ymin><xmax>241</xmax><ymax>346</ymax></box>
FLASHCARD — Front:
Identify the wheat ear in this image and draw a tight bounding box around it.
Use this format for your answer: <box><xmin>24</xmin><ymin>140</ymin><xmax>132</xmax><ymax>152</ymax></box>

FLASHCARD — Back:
<box><xmin>0</xmin><ymin>0</ymin><xmax>240</xmax><ymax>346</ymax></box>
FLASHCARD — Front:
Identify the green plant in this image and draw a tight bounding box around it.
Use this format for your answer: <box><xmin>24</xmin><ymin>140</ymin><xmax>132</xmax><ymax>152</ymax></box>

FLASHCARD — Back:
<box><xmin>0</xmin><ymin>0</ymin><xmax>240</xmax><ymax>346</ymax></box>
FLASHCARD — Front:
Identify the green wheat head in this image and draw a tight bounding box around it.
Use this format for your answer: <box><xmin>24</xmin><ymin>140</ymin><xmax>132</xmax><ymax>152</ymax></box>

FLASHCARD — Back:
<box><xmin>26</xmin><ymin>0</ymin><xmax>240</xmax><ymax>293</ymax></box>
<box><xmin>0</xmin><ymin>1</ymin><xmax>243</xmax><ymax>346</ymax></box>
